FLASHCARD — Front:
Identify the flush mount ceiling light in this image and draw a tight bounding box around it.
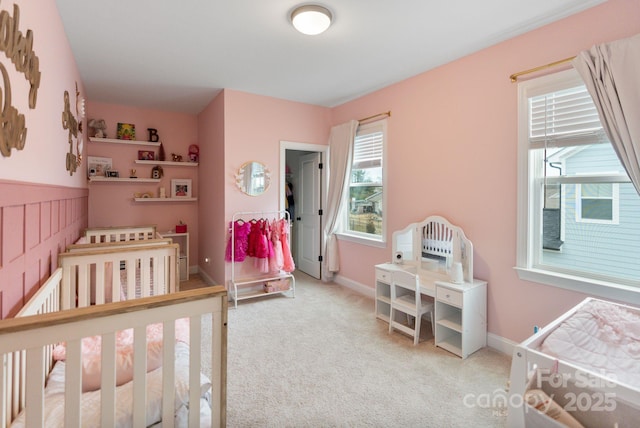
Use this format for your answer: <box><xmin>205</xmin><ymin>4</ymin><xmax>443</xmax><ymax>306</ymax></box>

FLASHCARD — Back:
<box><xmin>291</xmin><ymin>4</ymin><xmax>332</xmax><ymax>35</ymax></box>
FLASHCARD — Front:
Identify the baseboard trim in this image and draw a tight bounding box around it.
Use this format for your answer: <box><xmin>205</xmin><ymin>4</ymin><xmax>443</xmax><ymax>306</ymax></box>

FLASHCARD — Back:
<box><xmin>332</xmin><ymin>274</ymin><xmax>375</xmax><ymax>299</ymax></box>
<box><xmin>195</xmin><ymin>267</ymin><xmax>215</xmax><ymax>286</ymax></box>
<box><xmin>487</xmin><ymin>332</ymin><xmax>517</xmax><ymax>356</ymax></box>
<box><xmin>332</xmin><ymin>274</ymin><xmax>516</xmax><ymax>357</ymax></box>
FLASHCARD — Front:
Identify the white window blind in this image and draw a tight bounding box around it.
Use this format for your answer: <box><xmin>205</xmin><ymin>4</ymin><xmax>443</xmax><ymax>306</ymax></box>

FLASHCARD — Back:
<box><xmin>529</xmin><ymin>85</ymin><xmax>604</xmax><ymax>148</ymax></box>
<box><xmin>353</xmin><ymin>126</ymin><xmax>383</xmax><ymax>170</ymax></box>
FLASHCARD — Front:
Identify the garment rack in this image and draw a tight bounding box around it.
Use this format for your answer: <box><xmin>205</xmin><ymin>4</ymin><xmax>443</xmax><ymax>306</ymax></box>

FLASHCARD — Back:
<box><xmin>229</xmin><ymin>210</ymin><xmax>296</xmax><ymax>308</ymax></box>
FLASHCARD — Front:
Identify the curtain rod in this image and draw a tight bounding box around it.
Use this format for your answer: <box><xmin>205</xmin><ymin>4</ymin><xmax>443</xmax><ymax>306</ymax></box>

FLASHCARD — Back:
<box><xmin>359</xmin><ymin>111</ymin><xmax>391</xmax><ymax>123</ymax></box>
<box><xmin>509</xmin><ymin>56</ymin><xmax>576</xmax><ymax>82</ymax></box>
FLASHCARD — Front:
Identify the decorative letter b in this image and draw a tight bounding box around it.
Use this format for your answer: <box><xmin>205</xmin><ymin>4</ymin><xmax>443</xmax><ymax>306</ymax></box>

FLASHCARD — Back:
<box><xmin>148</xmin><ymin>128</ymin><xmax>159</xmax><ymax>142</ymax></box>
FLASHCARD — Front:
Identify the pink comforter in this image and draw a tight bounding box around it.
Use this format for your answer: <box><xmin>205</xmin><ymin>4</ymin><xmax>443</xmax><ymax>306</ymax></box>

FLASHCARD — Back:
<box><xmin>53</xmin><ymin>318</ymin><xmax>190</xmax><ymax>392</ymax></box>
<box><xmin>539</xmin><ymin>300</ymin><xmax>640</xmax><ymax>389</ymax></box>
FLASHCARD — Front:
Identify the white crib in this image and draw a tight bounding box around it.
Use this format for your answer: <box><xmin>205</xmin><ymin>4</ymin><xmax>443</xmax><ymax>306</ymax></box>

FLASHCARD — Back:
<box><xmin>0</xmin><ymin>239</ymin><xmax>227</xmax><ymax>427</ymax></box>
<box><xmin>507</xmin><ymin>297</ymin><xmax>640</xmax><ymax>427</ymax></box>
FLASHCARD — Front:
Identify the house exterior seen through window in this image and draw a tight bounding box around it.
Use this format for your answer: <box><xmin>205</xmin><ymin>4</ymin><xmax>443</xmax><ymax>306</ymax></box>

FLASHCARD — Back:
<box><xmin>576</xmin><ymin>182</ymin><xmax>618</xmax><ymax>224</ymax></box>
<box><xmin>342</xmin><ymin>120</ymin><xmax>386</xmax><ymax>243</ymax></box>
<box><xmin>516</xmin><ymin>69</ymin><xmax>640</xmax><ymax>294</ymax></box>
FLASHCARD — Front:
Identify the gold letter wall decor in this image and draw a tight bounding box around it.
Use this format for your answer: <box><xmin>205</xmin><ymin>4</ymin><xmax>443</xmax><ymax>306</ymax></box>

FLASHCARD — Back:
<box><xmin>0</xmin><ymin>2</ymin><xmax>40</xmax><ymax>157</ymax></box>
<box><xmin>0</xmin><ymin>62</ymin><xmax>27</xmax><ymax>156</ymax></box>
<box><xmin>62</xmin><ymin>90</ymin><xmax>78</xmax><ymax>175</ymax></box>
<box><xmin>0</xmin><ymin>2</ymin><xmax>41</xmax><ymax>108</ymax></box>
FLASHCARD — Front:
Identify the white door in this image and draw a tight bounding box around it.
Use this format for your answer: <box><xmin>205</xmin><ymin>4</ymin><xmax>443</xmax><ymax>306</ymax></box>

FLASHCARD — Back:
<box><xmin>296</xmin><ymin>152</ymin><xmax>321</xmax><ymax>278</ymax></box>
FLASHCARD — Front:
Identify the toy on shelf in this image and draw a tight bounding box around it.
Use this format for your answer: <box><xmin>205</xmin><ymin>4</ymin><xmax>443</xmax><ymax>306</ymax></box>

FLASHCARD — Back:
<box><xmin>88</xmin><ymin>119</ymin><xmax>107</xmax><ymax>138</ymax></box>
<box><xmin>188</xmin><ymin>144</ymin><xmax>199</xmax><ymax>162</ymax></box>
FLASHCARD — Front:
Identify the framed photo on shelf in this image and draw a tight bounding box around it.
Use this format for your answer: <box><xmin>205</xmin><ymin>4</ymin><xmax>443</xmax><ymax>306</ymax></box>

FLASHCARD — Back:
<box><xmin>138</xmin><ymin>150</ymin><xmax>155</xmax><ymax>160</ymax></box>
<box><xmin>171</xmin><ymin>179</ymin><xmax>192</xmax><ymax>198</ymax></box>
<box><xmin>117</xmin><ymin>123</ymin><xmax>136</xmax><ymax>140</ymax></box>
<box><xmin>87</xmin><ymin>156</ymin><xmax>112</xmax><ymax>177</ymax></box>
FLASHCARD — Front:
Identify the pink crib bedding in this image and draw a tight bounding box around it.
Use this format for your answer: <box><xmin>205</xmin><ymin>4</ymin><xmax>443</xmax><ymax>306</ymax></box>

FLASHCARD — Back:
<box><xmin>10</xmin><ymin>342</ymin><xmax>212</xmax><ymax>428</ymax></box>
<box><xmin>539</xmin><ymin>299</ymin><xmax>640</xmax><ymax>389</ymax></box>
<box><xmin>52</xmin><ymin>318</ymin><xmax>190</xmax><ymax>392</ymax></box>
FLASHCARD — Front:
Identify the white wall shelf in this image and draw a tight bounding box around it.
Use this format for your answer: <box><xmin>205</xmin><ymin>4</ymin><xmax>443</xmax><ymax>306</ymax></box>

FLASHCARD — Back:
<box><xmin>89</xmin><ymin>176</ymin><xmax>160</xmax><ymax>183</ymax></box>
<box><xmin>133</xmin><ymin>197</ymin><xmax>197</xmax><ymax>202</ymax></box>
<box><xmin>134</xmin><ymin>160</ymin><xmax>198</xmax><ymax>167</ymax></box>
<box><xmin>89</xmin><ymin>137</ymin><xmax>161</xmax><ymax>147</ymax></box>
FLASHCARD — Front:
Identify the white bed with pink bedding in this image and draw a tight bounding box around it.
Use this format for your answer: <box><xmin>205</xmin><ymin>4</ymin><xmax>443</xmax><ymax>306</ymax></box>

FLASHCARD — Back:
<box><xmin>507</xmin><ymin>297</ymin><xmax>640</xmax><ymax>427</ymax></box>
<box><xmin>0</xmin><ymin>237</ymin><xmax>227</xmax><ymax>427</ymax></box>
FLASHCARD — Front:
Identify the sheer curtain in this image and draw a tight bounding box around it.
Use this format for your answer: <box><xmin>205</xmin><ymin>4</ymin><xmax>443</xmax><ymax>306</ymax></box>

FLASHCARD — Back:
<box><xmin>322</xmin><ymin>120</ymin><xmax>359</xmax><ymax>280</ymax></box>
<box><xmin>573</xmin><ymin>33</ymin><xmax>640</xmax><ymax>194</ymax></box>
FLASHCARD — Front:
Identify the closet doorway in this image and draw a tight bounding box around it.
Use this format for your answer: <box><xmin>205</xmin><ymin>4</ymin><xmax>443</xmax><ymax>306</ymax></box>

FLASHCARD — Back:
<box><xmin>280</xmin><ymin>141</ymin><xmax>327</xmax><ymax>280</ymax></box>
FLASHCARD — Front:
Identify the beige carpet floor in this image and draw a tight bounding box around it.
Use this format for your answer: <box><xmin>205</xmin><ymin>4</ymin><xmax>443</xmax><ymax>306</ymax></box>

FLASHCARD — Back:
<box><xmin>220</xmin><ymin>272</ymin><xmax>512</xmax><ymax>427</ymax></box>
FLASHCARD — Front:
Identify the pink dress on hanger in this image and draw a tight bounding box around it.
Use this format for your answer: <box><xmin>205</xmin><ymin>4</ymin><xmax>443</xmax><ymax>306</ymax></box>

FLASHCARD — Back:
<box><xmin>253</xmin><ymin>219</ymin><xmax>270</xmax><ymax>273</ymax></box>
<box><xmin>247</xmin><ymin>220</ymin><xmax>262</xmax><ymax>257</ymax></box>
<box><xmin>281</xmin><ymin>219</ymin><xmax>295</xmax><ymax>272</ymax></box>
<box><xmin>224</xmin><ymin>220</ymin><xmax>251</xmax><ymax>262</ymax></box>
<box><xmin>270</xmin><ymin>219</ymin><xmax>284</xmax><ymax>272</ymax></box>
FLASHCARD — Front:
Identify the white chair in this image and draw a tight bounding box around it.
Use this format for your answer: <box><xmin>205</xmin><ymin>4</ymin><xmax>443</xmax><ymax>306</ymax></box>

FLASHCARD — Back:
<box><xmin>388</xmin><ymin>270</ymin><xmax>435</xmax><ymax>345</ymax></box>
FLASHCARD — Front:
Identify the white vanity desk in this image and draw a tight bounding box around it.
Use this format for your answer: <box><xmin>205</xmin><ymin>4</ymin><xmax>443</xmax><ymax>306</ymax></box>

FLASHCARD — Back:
<box><xmin>375</xmin><ymin>216</ymin><xmax>487</xmax><ymax>359</ymax></box>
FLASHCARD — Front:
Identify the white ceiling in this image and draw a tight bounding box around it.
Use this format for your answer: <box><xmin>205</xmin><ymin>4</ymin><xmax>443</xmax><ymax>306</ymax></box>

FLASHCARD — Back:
<box><xmin>55</xmin><ymin>0</ymin><xmax>606</xmax><ymax>115</ymax></box>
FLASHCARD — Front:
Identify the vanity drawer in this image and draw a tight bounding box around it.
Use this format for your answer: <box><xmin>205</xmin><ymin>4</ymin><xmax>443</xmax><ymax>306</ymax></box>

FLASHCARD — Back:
<box><xmin>437</xmin><ymin>286</ymin><xmax>463</xmax><ymax>307</ymax></box>
<box><xmin>375</xmin><ymin>268</ymin><xmax>391</xmax><ymax>283</ymax></box>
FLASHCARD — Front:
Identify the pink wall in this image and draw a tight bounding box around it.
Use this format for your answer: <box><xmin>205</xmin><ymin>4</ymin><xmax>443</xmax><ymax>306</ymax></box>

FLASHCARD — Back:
<box><xmin>0</xmin><ymin>0</ymin><xmax>88</xmax><ymax>317</ymax></box>
<box><xmin>0</xmin><ymin>181</ymin><xmax>87</xmax><ymax>319</ymax></box>
<box><xmin>197</xmin><ymin>92</ymin><xmax>226</xmax><ymax>284</ymax></box>
<box><xmin>223</xmin><ymin>90</ymin><xmax>331</xmax><ymax>217</ymax></box>
<box><xmin>331</xmin><ymin>0</ymin><xmax>640</xmax><ymax>342</ymax></box>
<box><xmin>86</xmin><ymin>102</ymin><xmax>200</xmax><ymax>265</ymax></box>
<box><xmin>0</xmin><ymin>0</ymin><xmax>87</xmax><ymax>187</ymax></box>
<box><xmin>199</xmin><ymin>89</ymin><xmax>331</xmax><ymax>284</ymax></box>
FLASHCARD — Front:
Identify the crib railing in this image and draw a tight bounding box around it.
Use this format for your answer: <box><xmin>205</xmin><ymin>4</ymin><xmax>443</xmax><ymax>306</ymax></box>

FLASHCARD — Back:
<box><xmin>66</xmin><ymin>237</ymin><xmax>173</xmax><ymax>253</ymax></box>
<box><xmin>0</xmin><ymin>286</ymin><xmax>228</xmax><ymax>428</ymax></box>
<box><xmin>83</xmin><ymin>225</ymin><xmax>159</xmax><ymax>243</ymax></box>
<box><xmin>0</xmin><ymin>269</ymin><xmax>63</xmax><ymax>427</ymax></box>
<box><xmin>58</xmin><ymin>243</ymin><xmax>180</xmax><ymax>308</ymax></box>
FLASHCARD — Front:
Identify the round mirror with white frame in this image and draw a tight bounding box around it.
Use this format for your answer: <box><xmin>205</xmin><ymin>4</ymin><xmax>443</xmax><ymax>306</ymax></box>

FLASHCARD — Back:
<box><xmin>236</xmin><ymin>161</ymin><xmax>270</xmax><ymax>196</ymax></box>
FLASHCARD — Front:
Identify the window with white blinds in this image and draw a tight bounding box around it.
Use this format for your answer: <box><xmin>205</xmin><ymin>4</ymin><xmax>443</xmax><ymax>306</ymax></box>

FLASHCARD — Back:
<box><xmin>528</xmin><ymin>85</ymin><xmax>604</xmax><ymax>148</ymax></box>
<box><xmin>516</xmin><ymin>69</ymin><xmax>640</xmax><ymax>300</ymax></box>
<box><xmin>339</xmin><ymin>120</ymin><xmax>387</xmax><ymax>244</ymax></box>
<box><xmin>353</xmin><ymin>128</ymin><xmax>383</xmax><ymax>171</ymax></box>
